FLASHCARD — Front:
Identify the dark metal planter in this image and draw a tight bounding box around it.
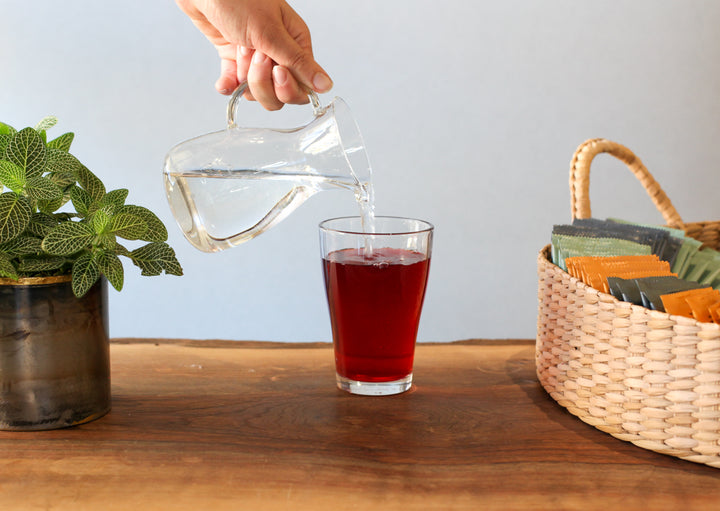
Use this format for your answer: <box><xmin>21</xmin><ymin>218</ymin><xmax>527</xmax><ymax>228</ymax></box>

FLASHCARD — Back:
<box><xmin>0</xmin><ymin>276</ymin><xmax>110</xmax><ymax>430</ymax></box>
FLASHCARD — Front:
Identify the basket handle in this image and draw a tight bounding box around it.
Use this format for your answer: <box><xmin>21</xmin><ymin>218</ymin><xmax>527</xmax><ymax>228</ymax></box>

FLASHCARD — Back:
<box><xmin>569</xmin><ymin>138</ymin><xmax>685</xmax><ymax>230</ymax></box>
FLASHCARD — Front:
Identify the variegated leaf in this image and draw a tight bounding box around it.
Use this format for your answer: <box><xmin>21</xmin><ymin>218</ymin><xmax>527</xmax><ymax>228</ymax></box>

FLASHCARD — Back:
<box><xmin>0</xmin><ymin>252</ymin><xmax>18</xmax><ymax>280</ymax></box>
<box><xmin>0</xmin><ymin>134</ymin><xmax>11</xmax><ymax>159</ymax></box>
<box><xmin>70</xmin><ymin>185</ymin><xmax>92</xmax><ymax>217</ymax></box>
<box><xmin>108</xmin><ymin>212</ymin><xmax>147</xmax><ymax>240</ymax></box>
<box><xmin>47</xmin><ymin>132</ymin><xmax>74</xmax><ymax>152</ymax></box>
<box><xmin>97</xmin><ymin>233</ymin><xmax>116</xmax><ymax>250</ymax></box>
<box><xmin>41</xmin><ymin>221</ymin><xmax>95</xmax><ymax>256</ymax></box>
<box><xmin>37</xmin><ymin>190</ymin><xmax>72</xmax><ymax>215</ymax></box>
<box><xmin>76</xmin><ymin>164</ymin><xmax>105</xmax><ymax>202</ymax></box>
<box><xmin>0</xmin><ymin>235</ymin><xmax>43</xmax><ymax>256</ymax></box>
<box><xmin>18</xmin><ymin>256</ymin><xmax>66</xmax><ymax>272</ymax></box>
<box><xmin>0</xmin><ymin>192</ymin><xmax>32</xmax><ymax>243</ymax></box>
<box><xmin>92</xmin><ymin>210</ymin><xmax>110</xmax><ymax>234</ymax></box>
<box><xmin>114</xmin><ymin>242</ymin><xmax>132</xmax><ymax>258</ymax></box>
<box><xmin>120</xmin><ymin>205</ymin><xmax>168</xmax><ymax>242</ymax></box>
<box><xmin>26</xmin><ymin>176</ymin><xmax>63</xmax><ymax>201</ymax></box>
<box><xmin>34</xmin><ymin>116</ymin><xmax>58</xmax><ymax>132</ymax></box>
<box><xmin>97</xmin><ymin>251</ymin><xmax>124</xmax><ymax>291</ymax></box>
<box><xmin>71</xmin><ymin>253</ymin><xmax>100</xmax><ymax>298</ymax></box>
<box><xmin>6</xmin><ymin>128</ymin><xmax>46</xmax><ymax>178</ymax></box>
<box><xmin>98</xmin><ymin>189</ymin><xmax>129</xmax><ymax>216</ymax></box>
<box><xmin>0</xmin><ymin>160</ymin><xmax>26</xmax><ymax>193</ymax></box>
<box><xmin>45</xmin><ymin>148</ymin><xmax>82</xmax><ymax>176</ymax></box>
<box><xmin>130</xmin><ymin>242</ymin><xmax>183</xmax><ymax>276</ymax></box>
<box><xmin>0</xmin><ymin>122</ymin><xmax>16</xmax><ymax>136</ymax></box>
<box><xmin>26</xmin><ymin>212</ymin><xmax>58</xmax><ymax>237</ymax></box>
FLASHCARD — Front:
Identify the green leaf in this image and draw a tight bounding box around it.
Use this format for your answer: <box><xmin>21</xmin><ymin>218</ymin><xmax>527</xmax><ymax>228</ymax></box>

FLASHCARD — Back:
<box><xmin>130</xmin><ymin>242</ymin><xmax>183</xmax><ymax>277</ymax></box>
<box><xmin>53</xmin><ymin>212</ymin><xmax>75</xmax><ymax>222</ymax></box>
<box><xmin>71</xmin><ymin>253</ymin><xmax>100</xmax><ymax>298</ymax></box>
<box><xmin>70</xmin><ymin>185</ymin><xmax>92</xmax><ymax>217</ymax></box>
<box><xmin>26</xmin><ymin>176</ymin><xmax>63</xmax><ymax>201</ymax></box>
<box><xmin>0</xmin><ymin>192</ymin><xmax>32</xmax><ymax>243</ymax></box>
<box><xmin>37</xmin><ymin>190</ymin><xmax>72</xmax><ymax>215</ymax></box>
<box><xmin>34</xmin><ymin>116</ymin><xmax>58</xmax><ymax>132</ymax></box>
<box><xmin>0</xmin><ymin>134</ymin><xmax>11</xmax><ymax>158</ymax></box>
<box><xmin>26</xmin><ymin>212</ymin><xmax>58</xmax><ymax>237</ymax></box>
<box><xmin>76</xmin><ymin>164</ymin><xmax>105</xmax><ymax>202</ymax></box>
<box><xmin>97</xmin><ymin>251</ymin><xmax>124</xmax><ymax>291</ymax></box>
<box><xmin>120</xmin><ymin>205</ymin><xmax>168</xmax><ymax>242</ymax></box>
<box><xmin>18</xmin><ymin>256</ymin><xmax>66</xmax><ymax>273</ymax></box>
<box><xmin>6</xmin><ymin>127</ymin><xmax>47</xmax><ymax>178</ymax></box>
<box><xmin>45</xmin><ymin>148</ymin><xmax>82</xmax><ymax>177</ymax></box>
<box><xmin>92</xmin><ymin>210</ymin><xmax>110</xmax><ymax>234</ymax></box>
<box><xmin>47</xmin><ymin>132</ymin><xmax>74</xmax><ymax>152</ymax></box>
<box><xmin>97</xmin><ymin>189</ymin><xmax>128</xmax><ymax>216</ymax></box>
<box><xmin>41</xmin><ymin>222</ymin><xmax>95</xmax><ymax>255</ymax></box>
<box><xmin>114</xmin><ymin>242</ymin><xmax>132</xmax><ymax>258</ymax></box>
<box><xmin>0</xmin><ymin>235</ymin><xmax>43</xmax><ymax>255</ymax></box>
<box><xmin>47</xmin><ymin>171</ymin><xmax>77</xmax><ymax>188</ymax></box>
<box><xmin>97</xmin><ymin>232</ymin><xmax>116</xmax><ymax>250</ymax></box>
<box><xmin>0</xmin><ymin>122</ymin><xmax>16</xmax><ymax>136</ymax></box>
<box><xmin>0</xmin><ymin>161</ymin><xmax>26</xmax><ymax>193</ymax></box>
<box><xmin>108</xmin><ymin>212</ymin><xmax>147</xmax><ymax>240</ymax></box>
<box><xmin>0</xmin><ymin>252</ymin><xmax>18</xmax><ymax>280</ymax></box>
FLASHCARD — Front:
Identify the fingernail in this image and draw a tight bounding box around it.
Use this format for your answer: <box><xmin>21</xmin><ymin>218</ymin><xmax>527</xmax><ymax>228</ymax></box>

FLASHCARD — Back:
<box><xmin>239</xmin><ymin>46</ymin><xmax>252</xmax><ymax>57</ymax></box>
<box><xmin>312</xmin><ymin>72</ymin><xmax>332</xmax><ymax>92</ymax></box>
<box><xmin>253</xmin><ymin>52</ymin><xmax>267</xmax><ymax>64</ymax></box>
<box><xmin>273</xmin><ymin>66</ymin><xmax>289</xmax><ymax>86</ymax></box>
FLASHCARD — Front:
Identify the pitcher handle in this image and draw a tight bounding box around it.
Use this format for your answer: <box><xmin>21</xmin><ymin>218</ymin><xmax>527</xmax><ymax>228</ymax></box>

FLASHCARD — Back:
<box><xmin>226</xmin><ymin>82</ymin><xmax>323</xmax><ymax>128</ymax></box>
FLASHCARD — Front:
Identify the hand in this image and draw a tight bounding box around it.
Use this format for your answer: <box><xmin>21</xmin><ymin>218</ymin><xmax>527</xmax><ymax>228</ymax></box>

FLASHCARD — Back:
<box><xmin>176</xmin><ymin>0</ymin><xmax>332</xmax><ymax>110</ymax></box>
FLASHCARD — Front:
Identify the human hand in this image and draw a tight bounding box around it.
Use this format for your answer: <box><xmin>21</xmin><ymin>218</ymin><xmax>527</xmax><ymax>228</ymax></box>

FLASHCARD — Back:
<box><xmin>176</xmin><ymin>0</ymin><xmax>332</xmax><ymax>110</ymax></box>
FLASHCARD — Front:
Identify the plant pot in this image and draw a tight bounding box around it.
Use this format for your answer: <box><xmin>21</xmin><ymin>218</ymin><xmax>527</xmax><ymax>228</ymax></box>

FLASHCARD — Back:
<box><xmin>0</xmin><ymin>276</ymin><xmax>110</xmax><ymax>430</ymax></box>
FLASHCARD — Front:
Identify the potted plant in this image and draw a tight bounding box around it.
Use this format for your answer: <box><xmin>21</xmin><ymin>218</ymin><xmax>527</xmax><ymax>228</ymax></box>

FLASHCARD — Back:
<box><xmin>0</xmin><ymin>116</ymin><xmax>182</xmax><ymax>430</ymax></box>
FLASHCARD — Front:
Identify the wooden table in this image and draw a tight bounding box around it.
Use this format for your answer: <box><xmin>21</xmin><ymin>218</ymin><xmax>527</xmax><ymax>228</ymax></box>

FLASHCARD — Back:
<box><xmin>1</xmin><ymin>339</ymin><xmax>719</xmax><ymax>510</ymax></box>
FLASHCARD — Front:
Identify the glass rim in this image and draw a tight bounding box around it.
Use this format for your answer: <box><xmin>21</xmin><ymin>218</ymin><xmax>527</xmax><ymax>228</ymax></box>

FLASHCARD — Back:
<box><xmin>319</xmin><ymin>216</ymin><xmax>434</xmax><ymax>236</ymax></box>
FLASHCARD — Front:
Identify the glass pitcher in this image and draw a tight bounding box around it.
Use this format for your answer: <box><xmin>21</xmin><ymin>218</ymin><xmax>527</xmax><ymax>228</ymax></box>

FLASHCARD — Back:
<box><xmin>163</xmin><ymin>83</ymin><xmax>372</xmax><ymax>253</ymax></box>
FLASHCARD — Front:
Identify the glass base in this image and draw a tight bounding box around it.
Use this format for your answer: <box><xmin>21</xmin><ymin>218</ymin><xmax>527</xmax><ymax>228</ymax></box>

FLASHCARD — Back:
<box><xmin>336</xmin><ymin>373</ymin><xmax>413</xmax><ymax>396</ymax></box>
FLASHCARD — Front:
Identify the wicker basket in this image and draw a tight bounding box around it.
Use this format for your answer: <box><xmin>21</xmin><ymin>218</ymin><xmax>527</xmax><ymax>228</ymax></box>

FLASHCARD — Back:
<box><xmin>536</xmin><ymin>138</ymin><xmax>720</xmax><ymax>468</ymax></box>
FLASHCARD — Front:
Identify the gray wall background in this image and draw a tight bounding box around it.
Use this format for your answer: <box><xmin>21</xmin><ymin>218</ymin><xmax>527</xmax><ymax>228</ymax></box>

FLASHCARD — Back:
<box><xmin>1</xmin><ymin>1</ymin><xmax>718</xmax><ymax>342</ymax></box>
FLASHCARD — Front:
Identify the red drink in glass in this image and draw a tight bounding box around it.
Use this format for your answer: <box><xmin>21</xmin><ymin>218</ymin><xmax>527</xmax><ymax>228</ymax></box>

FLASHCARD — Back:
<box><xmin>320</xmin><ymin>216</ymin><xmax>433</xmax><ymax>395</ymax></box>
<box><xmin>323</xmin><ymin>247</ymin><xmax>431</xmax><ymax>383</ymax></box>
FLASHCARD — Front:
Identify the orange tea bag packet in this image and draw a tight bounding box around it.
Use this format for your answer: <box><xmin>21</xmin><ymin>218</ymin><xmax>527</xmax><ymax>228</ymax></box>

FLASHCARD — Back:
<box><xmin>565</xmin><ymin>256</ymin><xmax>603</xmax><ymax>280</ymax></box>
<box><xmin>588</xmin><ymin>256</ymin><xmax>672</xmax><ymax>293</ymax></box>
<box><xmin>566</xmin><ymin>255</ymin><xmax>674</xmax><ymax>294</ymax></box>
<box><xmin>566</xmin><ymin>255</ymin><xmax>662</xmax><ymax>288</ymax></box>
<box><xmin>661</xmin><ymin>288</ymin><xmax>717</xmax><ymax>319</ymax></box>
<box><xmin>709</xmin><ymin>302</ymin><xmax>720</xmax><ymax>324</ymax></box>
<box><xmin>685</xmin><ymin>291</ymin><xmax>720</xmax><ymax>323</ymax></box>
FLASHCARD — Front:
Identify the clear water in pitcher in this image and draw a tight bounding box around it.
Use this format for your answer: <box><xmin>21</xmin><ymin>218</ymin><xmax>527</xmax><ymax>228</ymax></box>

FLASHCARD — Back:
<box><xmin>165</xmin><ymin>169</ymin><xmax>374</xmax><ymax>253</ymax></box>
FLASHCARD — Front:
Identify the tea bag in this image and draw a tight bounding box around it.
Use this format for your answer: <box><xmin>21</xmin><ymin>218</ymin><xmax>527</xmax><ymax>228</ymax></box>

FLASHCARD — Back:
<box><xmin>568</xmin><ymin>218</ymin><xmax>674</xmax><ymax>262</ymax></box>
<box><xmin>606</xmin><ymin>275</ymin><xmax>690</xmax><ymax>307</ymax></box>
<box><xmin>672</xmin><ymin>237</ymin><xmax>703</xmax><ymax>278</ymax></box>
<box><xmin>607</xmin><ymin>276</ymin><xmax>642</xmax><ymax>304</ymax></box>
<box><xmin>661</xmin><ymin>288</ymin><xmax>718</xmax><ymax>319</ymax></box>
<box><xmin>633</xmin><ymin>276</ymin><xmax>707</xmax><ymax>311</ymax></box>
<box><xmin>565</xmin><ymin>255</ymin><xmax>672</xmax><ymax>294</ymax></box>
<box><xmin>552</xmin><ymin>234</ymin><xmax>652</xmax><ymax>270</ymax></box>
<box><xmin>686</xmin><ymin>247</ymin><xmax>720</xmax><ymax>286</ymax></box>
<box><xmin>685</xmin><ymin>291</ymin><xmax>720</xmax><ymax>323</ymax></box>
<box><xmin>607</xmin><ymin>217</ymin><xmax>686</xmax><ymax>265</ymax></box>
<box><xmin>710</xmin><ymin>302</ymin><xmax>720</xmax><ymax>323</ymax></box>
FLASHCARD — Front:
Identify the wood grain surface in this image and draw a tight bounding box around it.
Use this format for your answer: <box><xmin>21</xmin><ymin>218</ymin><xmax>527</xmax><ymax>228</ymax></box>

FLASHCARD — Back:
<box><xmin>0</xmin><ymin>339</ymin><xmax>719</xmax><ymax>510</ymax></box>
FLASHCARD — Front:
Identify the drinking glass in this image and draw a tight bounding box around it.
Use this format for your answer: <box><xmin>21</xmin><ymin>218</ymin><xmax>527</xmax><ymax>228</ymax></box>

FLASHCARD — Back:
<box><xmin>319</xmin><ymin>216</ymin><xmax>433</xmax><ymax>395</ymax></box>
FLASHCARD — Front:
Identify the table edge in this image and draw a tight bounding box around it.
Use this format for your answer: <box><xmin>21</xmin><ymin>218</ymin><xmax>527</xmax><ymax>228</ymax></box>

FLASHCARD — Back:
<box><xmin>110</xmin><ymin>338</ymin><xmax>535</xmax><ymax>349</ymax></box>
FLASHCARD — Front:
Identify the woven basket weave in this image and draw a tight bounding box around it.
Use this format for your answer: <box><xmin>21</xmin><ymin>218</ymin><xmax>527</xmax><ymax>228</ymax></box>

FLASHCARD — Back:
<box><xmin>536</xmin><ymin>138</ymin><xmax>720</xmax><ymax>468</ymax></box>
